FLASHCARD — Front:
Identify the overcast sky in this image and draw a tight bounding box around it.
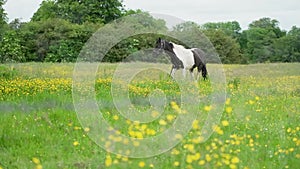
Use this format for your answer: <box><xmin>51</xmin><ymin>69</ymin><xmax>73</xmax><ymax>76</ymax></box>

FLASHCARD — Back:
<box><xmin>3</xmin><ymin>0</ymin><xmax>300</xmax><ymax>30</ymax></box>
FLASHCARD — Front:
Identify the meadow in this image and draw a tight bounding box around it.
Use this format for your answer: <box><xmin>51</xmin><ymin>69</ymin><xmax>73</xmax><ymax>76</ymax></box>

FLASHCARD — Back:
<box><xmin>0</xmin><ymin>62</ymin><xmax>299</xmax><ymax>169</ymax></box>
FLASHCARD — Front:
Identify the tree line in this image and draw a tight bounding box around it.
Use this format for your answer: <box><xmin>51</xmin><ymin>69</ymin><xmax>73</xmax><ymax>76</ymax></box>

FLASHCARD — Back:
<box><xmin>0</xmin><ymin>0</ymin><xmax>299</xmax><ymax>64</ymax></box>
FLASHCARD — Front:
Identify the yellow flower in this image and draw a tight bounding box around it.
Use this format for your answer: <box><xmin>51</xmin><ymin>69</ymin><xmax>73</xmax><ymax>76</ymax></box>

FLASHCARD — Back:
<box><xmin>32</xmin><ymin>157</ymin><xmax>40</xmax><ymax>164</ymax></box>
<box><xmin>225</xmin><ymin>98</ymin><xmax>231</xmax><ymax>105</ymax></box>
<box><xmin>231</xmin><ymin>157</ymin><xmax>240</xmax><ymax>164</ymax></box>
<box><xmin>105</xmin><ymin>155</ymin><xmax>112</xmax><ymax>167</ymax></box>
<box><xmin>73</xmin><ymin>141</ymin><xmax>79</xmax><ymax>146</ymax></box>
<box><xmin>171</xmin><ymin>148</ymin><xmax>180</xmax><ymax>155</ymax></box>
<box><xmin>213</xmin><ymin>125</ymin><xmax>224</xmax><ymax>135</ymax></box>
<box><xmin>84</xmin><ymin>127</ymin><xmax>90</xmax><ymax>132</ymax></box>
<box><xmin>192</xmin><ymin>120</ymin><xmax>199</xmax><ymax>129</ymax></box>
<box><xmin>166</xmin><ymin>114</ymin><xmax>175</xmax><ymax>121</ymax></box>
<box><xmin>204</xmin><ymin>105</ymin><xmax>212</xmax><ymax>112</ymax></box>
<box><xmin>221</xmin><ymin>120</ymin><xmax>229</xmax><ymax>127</ymax></box>
<box><xmin>198</xmin><ymin>160</ymin><xmax>205</xmax><ymax>165</ymax></box>
<box><xmin>159</xmin><ymin>119</ymin><xmax>167</xmax><ymax>126</ymax></box>
<box><xmin>74</xmin><ymin>126</ymin><xmax>81</xmax><ymax>130</ymax></box>
<box><xmin>174</xmin><ymin>161</ymin><xmax>180</xmax><ymax>167</ymax></box>
<box><xmin>226</xmin><ymin>107</ymin><xmax>232</xmax><ymax>114</ymax></box>
<box><xmin>205</xmin><ymin>154</ymin><xmax>212</xmax><ymax>162</ymax></box>
<box><xmin>138</xmin><ymin>161</ymin><xmax>145</xmax><ymax>168</ymax></box>
<box><xmin>35</xmin><ymin>164</ymin><xmax>43</xmax><ymax>169</ymax></box>
<box><xmin>186</xmin><ymin>154</ymin><xmax>193</xmax><ymax>163</ymax></box>
<box><xmin>248</xmin><ymin>100</ymin><xmax>254</xmax><ymax>105</ymax></box>
<box><xmin>229</xmin><ymin>164</ymin><xmax>237</xmax><ymax>169</ymax></box>
<box><xmin>255</xmin><ymin>96</ymin><xmax>260</xmax><ymax>100</ymax></box>
<box><xmin>113</xmin><ymin>115</ymin><xmax>119</xmax><ymax>121</ymax></box>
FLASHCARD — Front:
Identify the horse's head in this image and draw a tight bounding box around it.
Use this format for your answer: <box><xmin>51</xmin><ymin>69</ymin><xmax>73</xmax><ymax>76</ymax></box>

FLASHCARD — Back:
<box><xmin>153</xmin><ymin>37</ymin><xmax>173</xmax><ymax>57</ymax></box>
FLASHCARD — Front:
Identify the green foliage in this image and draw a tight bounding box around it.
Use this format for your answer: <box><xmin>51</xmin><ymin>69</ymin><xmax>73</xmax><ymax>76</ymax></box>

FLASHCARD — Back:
<box><xmin>241</xmin><ymin>18</ymin><xmax>287</xmax><ymax>63</ymax></box>
<box><xmin>0</xmin><ymin>30</ymin><xmax>25</xmax><ymax>63</ymax></box>
<box><xmin>0</xmin><ymin>0</ymin><xmax>8</xmax><ymax>40</ymax></box>
<box><xmin>201</xmin><ymin>21</ymin><xmax>242</xmax><ymax>39</ymax></box>
<box><xmin>1</xmin><ymin>0</ymin><xmax>299</xmax><ymax>64</ymax></box>
<box><xmin>32</xmin><ymin>0</ymin><xmax>125</xmax><ymax>24</ymax></box>
<box><xmin>204</xmin><ymin>29</ymin><xmax>245</xmax><ymax>64</ymax></box>
<box><xmin>273</xmin><ymin>26</ymin><xmax>300</xmax><ymax>62</ymax></box>
<box><xmin>19</xmin><ymin>19</ymin><xmax>102</xmax><ymax>62</ymax></box>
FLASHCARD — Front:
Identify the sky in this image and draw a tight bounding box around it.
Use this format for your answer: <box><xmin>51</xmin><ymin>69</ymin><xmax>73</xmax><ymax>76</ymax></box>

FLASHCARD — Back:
<box><xmin>3</xmin><ymin>0</ymin><xmax>300</xmax><ymax>30</ymax></box>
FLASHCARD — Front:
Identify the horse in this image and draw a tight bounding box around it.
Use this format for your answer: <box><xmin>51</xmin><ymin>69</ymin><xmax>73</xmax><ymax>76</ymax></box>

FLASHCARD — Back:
<box><xmin>154</xmin><ymin>38</ymin><xmax>207</xmax><ymax>80</ymax></box>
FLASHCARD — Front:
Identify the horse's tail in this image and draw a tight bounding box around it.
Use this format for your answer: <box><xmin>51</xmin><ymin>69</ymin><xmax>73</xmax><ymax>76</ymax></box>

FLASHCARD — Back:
<box><xmin>202</xmin><ymin>65</ymin><xmax>208</xmax><ymax>80</ymax></box>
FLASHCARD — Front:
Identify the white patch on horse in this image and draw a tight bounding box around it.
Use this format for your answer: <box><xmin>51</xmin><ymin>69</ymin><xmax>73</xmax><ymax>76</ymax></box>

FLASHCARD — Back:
<box><xmin>171</xmin><ymin>43</ymin><xmax>195</xmax><ymax>70</ymax></box>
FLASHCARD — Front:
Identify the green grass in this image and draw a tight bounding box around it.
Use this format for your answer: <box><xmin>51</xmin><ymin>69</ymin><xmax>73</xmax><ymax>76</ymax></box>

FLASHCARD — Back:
<box><xmin>0</xmin><ymin>62</ymin><xmax>299</xmax><ymax>169</ymax></box>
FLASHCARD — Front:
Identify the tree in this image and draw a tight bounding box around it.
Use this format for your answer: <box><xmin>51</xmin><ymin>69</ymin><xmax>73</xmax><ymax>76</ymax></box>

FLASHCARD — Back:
<box><xmin>32</xmin><ymin>0</ymin><xmax>125</xmax><ymax>24</ymax></box>
<box><xmin>204</xmin><ymin>29</ymin><xmax>244</xmax><ymax>64</ymax></box>
<box><xmin>201</xmin><ymin>21</ymin><xmax>242</xmax><ymax>39</ymax></box>
<box><xmin>0</xmin><ymin>30</ymin><xmax>25</xmax><ymax>63</ymax></box>
<box><xmin>0</xmin><ymin>0</ymin><xmax>8</xmax><ymax>38</ymax></box>
<box><xmin>19</xmin><ymin>19</ymin><xmax>102</xmax><ymax>62</ymax></box>
<box><xmin>242</xmin><ymin>18</ymin><xmax>286</xmax><ymax>63</ymax></box>
<box><xmin>274</xmin><ymin>26</ymin><xmax>300</xmax><ymax>62</ymax></box>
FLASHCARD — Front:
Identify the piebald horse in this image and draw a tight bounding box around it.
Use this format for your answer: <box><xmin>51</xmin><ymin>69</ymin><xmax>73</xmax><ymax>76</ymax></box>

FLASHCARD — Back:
<box><xmin>154</xmin><ymin>38</ymin><xmax>207</xmax><ymax>80</ymax></box>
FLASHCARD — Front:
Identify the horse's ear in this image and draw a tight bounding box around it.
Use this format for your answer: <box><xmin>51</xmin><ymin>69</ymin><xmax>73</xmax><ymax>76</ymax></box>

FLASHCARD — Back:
<box><xmin>158</xmin><ymin>37</ymin><xmax>161</xmax><ymax>42</ymax></box>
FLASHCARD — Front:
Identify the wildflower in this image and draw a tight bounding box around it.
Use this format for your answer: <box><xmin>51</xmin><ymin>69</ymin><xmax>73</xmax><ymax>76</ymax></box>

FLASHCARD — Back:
<box><xmin>213</xmin><ymin>125</ymin><xmax>224</xmax><ymax>135</ymax></box>
<box><xmin>171</xmin><ymin>148</ymin><xmax>180</xmax><ymax>155</ymax></box>
<box><xmin>32</xmin><ymin>157</ymin><xmax>40</xmax><ymax>164</ymax></box>
<box><xmin>248</xmin><ymin>100</ymin><xmax>254</xmax><ymax>105</ymax></box>
<box><xmin>74</xmin><ymin>126</ymin><xmax>81</xmax><ymax>130</ymax></box>
<box><xmin>171</xmin><ymin>101</ymin><xmax>181</xmax><ymax>112</ymax></box>
<box><xmin>166</xmin><ymin>114</ymin><xmax>175</xmax><ymax>121</ymax></box>
<box><xmin>255</xmin><ymin>96</ymin><xmax>260</xmax><ymax>101</ymax></box>
<box><xmin>226</xmin><ymin>107</ymin><xmax>232</xmax><ymax>114</ymax></box>
<box><xmin>204</xmin><ymin>105</ymin><xmax>212</xmax><ymax>112</ymax></box>
<box><xmin>73</xmin><ymin>141</ymin><xmax>79</xmax><ymax>146</ymax></box>
<box><xmin>199</xmin><ymin>160</ymin><xmax>205</xmax><ymax>165</ymax></box>
<box><xmin>113</xmin><ymin>115</ymin><xmax>119</xmax><ymax>121</ymax></box>
<box><xmin>138</xmin><ymin>161</ymin><xmax>145</xmax><ymax>168</ymax></box>
<box><xmin>287</xmin><ymin>128</ymin><xmax>292</xmax><ymax>133</ymax></box>
<box><xmin>35</xmin><ymin>165</ymin><xmax>43</xmax><ymax>169</ymax></box>
<box><xmin>159</xmin><ymin>119</ymin><xmax>167</xmax><ymax>126</ymax></box>
<box><xmin>229</xmin><ymin>164</ymin><xmax>237</xmax><ymax>169</ymax></box>
<box><xmin>105</xmin><ymin>155</ymin><xmax>112</xmax><ymax>167</ymax></box>
<box><xmin>225</xmin><ymin>98</ymin><xmax>231</xmax><ymax>105</ymax></box>
<box><xmin>84</xmin><ymin>127</ymin><xmax>90</xmax><ymax>132</ymax></box>
<box><xmin>222</xmin><ymin>120</ymin><xmax>229</xmax><ymax>127</ymax></box>
<box><xmin>205</xmin><ymin>154</ymin><xmax>212</xmax><ymax>162</ymax></box>
<box><xmin>174</xmin><ymin>161</ymin><xmax>180</xmax><ymax>167</ymax></box>
<box><xmin>192</xmin><ymin>120</ymin><xmax>200</xmax><ymax>129</ymax></box>
<box><xmin>186</xmin><ymin>154</ymin><xmax>193</xmax><ymax>163</ymax></box>
<box><xmin>231</xmin><ymin>157</ymin><xmax>240</xmax><ymax>164</ymax></box>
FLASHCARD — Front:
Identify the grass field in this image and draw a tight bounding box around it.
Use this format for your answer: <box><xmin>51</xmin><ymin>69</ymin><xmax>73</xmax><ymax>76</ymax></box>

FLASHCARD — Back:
<box><xmin>0</xmin><ymin>62</ymin><xmax>299</xmax><ymax>169</ymax></box>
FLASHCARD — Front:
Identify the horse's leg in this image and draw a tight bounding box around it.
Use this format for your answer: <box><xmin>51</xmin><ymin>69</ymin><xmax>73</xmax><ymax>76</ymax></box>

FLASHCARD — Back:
<box><xmin>170</xmin><ymin>66</ymin><xmax>176</xmax><ymax>78</ymax></box>
<box><xmin>196</xmin><ymin>65</ymin><xmax>201</xmax><ymax>81</ymax></box>
<box><xmin>189</xmin><ymin>67</ymin><xmax>195</xmax><ymax>80</ymax></box>
<box><xmin>182</xmin><ymin>69</ymin><xmax>186</xmax><ymax>78</ymax></box>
